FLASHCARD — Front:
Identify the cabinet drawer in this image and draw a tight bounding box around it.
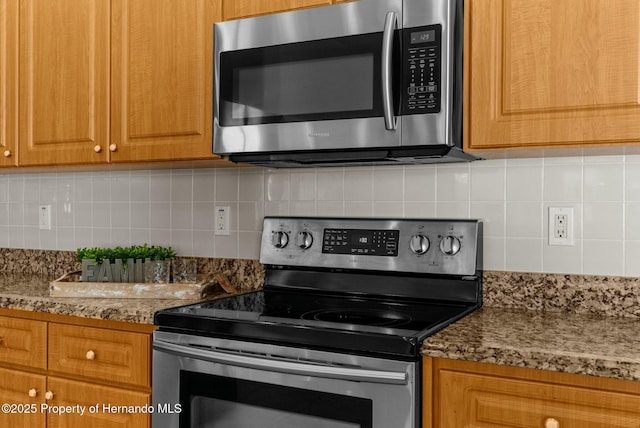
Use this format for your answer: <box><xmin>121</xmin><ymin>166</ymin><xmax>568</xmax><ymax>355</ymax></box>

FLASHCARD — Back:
<box><xmin>437</xmin><ymin>369</ymin><xmax>640</xmax><ymax>427</ymax></box>
<box><xmin>48</xmin><ymin>323</ymin><xmax>150</xmax><ymax>387</ymax></box>
<box><xmin>0</xmin><ymin>316</ymin><xmax>47</xmax><ymax>369</ymax></box>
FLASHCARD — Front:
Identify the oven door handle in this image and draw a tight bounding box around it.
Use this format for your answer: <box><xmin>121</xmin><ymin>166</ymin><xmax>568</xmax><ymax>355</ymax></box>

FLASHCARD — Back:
<box><xmin>381</xmin><ymin>11</ymin><xmax>397</xmax><ymax>131</ymax></box>
<box><xmin>153</xmin><ymin>339</ymin><xmax>408</xmax><ymax>385</ymax></box>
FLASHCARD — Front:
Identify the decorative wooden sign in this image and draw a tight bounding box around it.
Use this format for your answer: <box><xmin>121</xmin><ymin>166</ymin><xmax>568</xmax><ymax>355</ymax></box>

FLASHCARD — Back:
<box><xmin>81</xmin><ymin>259</ymin><xmax>147</xmax><ymax>282</ymax></box>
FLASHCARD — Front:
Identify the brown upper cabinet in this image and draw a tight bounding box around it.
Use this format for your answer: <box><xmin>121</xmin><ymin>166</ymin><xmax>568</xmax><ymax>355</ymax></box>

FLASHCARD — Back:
<box><xmin>17</xmin><ymin>0</ymin><xmax>221</xmax><ymax>167</ymax></box>
<box><xmin>111</xmin><ymin>0</ymin><xmax>220</xmax><ymax>163</ymax></box>
<box><xmin>11</xmin><ymin>0</ymin><xmax>640</xmax><ymax>167</ymax></box>
<box><xmin>0</xmin><ymin>0</ymin><xmax>19</xmax><ymax>166</ymax></box>
<box><xmin>465</xmin><ymin>0</ymin><xmax>640</xmax><ymax>155</ymax></box>
<box><xmin>223</xmin><ymin>0</ymin><xmax>344</xmax><ymax>21</ymax></box>
<box><xmin>19</xmin><ymin>0</ymin><xmax>110</xmax><ymax>166</ymax></box>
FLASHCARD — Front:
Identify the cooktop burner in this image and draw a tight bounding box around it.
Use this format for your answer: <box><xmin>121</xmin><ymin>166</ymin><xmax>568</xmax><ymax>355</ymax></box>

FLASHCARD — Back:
<box><xmin>301</xmin><ymin>308</ymin><xmax>412</xmax><ymax>327</ymax></box>
<box><xmin>154</xmin><ymin>217</ymin><xmax>483</xmax><ymax>358</ymax></box>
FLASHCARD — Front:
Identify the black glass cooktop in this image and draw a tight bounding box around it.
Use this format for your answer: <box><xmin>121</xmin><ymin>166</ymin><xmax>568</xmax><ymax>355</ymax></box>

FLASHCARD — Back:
<box><xmin>154</xmin><ymin>288</ymin><xmax>476</xmax><ymax>358</ymax></box>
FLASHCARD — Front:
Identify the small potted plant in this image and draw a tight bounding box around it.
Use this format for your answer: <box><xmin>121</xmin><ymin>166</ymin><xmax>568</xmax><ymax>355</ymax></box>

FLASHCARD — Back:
<box><xmin>77</xmin><ymin>244</ymin><xmax>176</xmax><ymax>283</ymax></box>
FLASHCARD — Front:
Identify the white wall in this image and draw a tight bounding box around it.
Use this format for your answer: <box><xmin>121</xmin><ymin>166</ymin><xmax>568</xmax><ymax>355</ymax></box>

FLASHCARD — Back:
<box><xmin>1</xmin><ymin>154</ymin><xmax>639</xmax><ymax>276</ymax></box>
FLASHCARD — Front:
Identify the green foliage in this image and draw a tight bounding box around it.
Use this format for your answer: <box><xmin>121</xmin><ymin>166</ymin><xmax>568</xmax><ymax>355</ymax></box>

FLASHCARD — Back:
<box><xmin>76</xmin><ymin>244</ymin><xmax>176</xmax><ymax>263</ymax></box>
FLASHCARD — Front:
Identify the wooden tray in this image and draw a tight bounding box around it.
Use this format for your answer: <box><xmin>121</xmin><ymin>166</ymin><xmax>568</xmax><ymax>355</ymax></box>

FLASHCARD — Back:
<box><xmin>49</xmin><ymin>271</ymin><xmax>224</xmax><ymax>299</ymax></box>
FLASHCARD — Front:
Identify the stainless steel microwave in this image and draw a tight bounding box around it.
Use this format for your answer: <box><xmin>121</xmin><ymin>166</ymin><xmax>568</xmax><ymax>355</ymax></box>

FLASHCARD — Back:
<box><xmin>213</xmin><ymin>0</ymin><xmax>478</xmax><ymax>167</ymax></box>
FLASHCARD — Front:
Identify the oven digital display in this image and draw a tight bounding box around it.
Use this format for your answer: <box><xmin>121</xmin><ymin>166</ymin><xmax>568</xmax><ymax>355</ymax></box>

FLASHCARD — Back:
<box><xmin>351</xmin><ymin>232</ymin><xmax>372</xmax><ymax>245</ymax></box>
<box><xmin>322</xmin><ymin>229</ymin><xmax>399</xmax><ymax>256</ymax></box>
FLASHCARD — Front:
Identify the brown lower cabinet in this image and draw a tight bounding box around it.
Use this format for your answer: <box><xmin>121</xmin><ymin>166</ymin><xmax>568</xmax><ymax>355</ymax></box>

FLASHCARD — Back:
<box><xmin>425</xmin><ymin>357</ymin><xmax>640</xmax><ymax>428</ymax></box>
<box><xmin>0</xmin><ymin>309</ymin><xmax>154</xmax><ymax>428</ymax></box>
<box><xmin>0</xmin><ymin>367</ymin><xmax>46</xmax><ymax>427</ymax></box>
<box><xmin>46</xmin><ymin>377</ymin><xmax>149</xmax><ymax>428</ymax></box>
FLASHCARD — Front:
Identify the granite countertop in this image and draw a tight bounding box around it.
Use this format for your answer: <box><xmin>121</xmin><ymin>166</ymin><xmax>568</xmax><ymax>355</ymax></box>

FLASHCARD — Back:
<box><xmin>0</xmin><ymin>252</ymin><xmax>264</xmax><ymax>324</ymax></box>
<box><xmin>422</xmin><ymin>272</ymin><xmax>640</xmax><ymax>382</ymax></box>
<box><xmin>0</xmin><ymin>273</ymin><xmax>238</xmax><ymax>324</ymax></box>
<box><xmin>3</xmin><ymin>258</ymin><xmax>640</xmax><ymax>383</ymax></box>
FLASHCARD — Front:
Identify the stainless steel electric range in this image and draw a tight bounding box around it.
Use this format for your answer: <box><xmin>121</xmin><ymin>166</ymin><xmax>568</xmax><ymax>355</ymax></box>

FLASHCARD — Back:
<box><xmin>153</xmin><ymin>217</ymin><xmax>482</xmax><ymax>428</ymax></box>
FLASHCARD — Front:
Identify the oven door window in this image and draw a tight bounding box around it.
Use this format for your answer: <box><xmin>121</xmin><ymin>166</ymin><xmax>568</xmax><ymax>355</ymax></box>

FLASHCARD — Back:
<box><xmin>218</xmin><ymin>33</ymin><xmax>385</xmax><ymax>126</ymax></box>
<box><xmin>180</xmin><ymin>371</ymin><xmax>372</xmax><ymax>428</ymax></box>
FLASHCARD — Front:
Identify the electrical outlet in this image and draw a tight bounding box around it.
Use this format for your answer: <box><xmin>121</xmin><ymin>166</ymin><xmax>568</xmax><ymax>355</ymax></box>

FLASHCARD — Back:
<box><xmin>555</xmin><ymin>214</ymin><xmax>568</xmax><ymax>238</ymax></box>
<box><xmin>215</xmin><ymin>206</ymin><xmax>230</xmax><ymax>236</ymax></box>
<box><xmin>548</xmin><ymin>207</ymin><xmax>574</xmax><ymax>246</ymax></box>
<box><xmin>39</xmin><ymin>205</ymin><xmax>52</xmax><ymax>230</ymax></box>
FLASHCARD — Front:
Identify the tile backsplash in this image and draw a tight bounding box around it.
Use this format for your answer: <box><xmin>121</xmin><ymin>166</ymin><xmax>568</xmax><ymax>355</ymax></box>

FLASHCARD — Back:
<box><xmin>1</xmin><ymin>154</ymin><xmax>640</xmax><ymax>277</ymax></box>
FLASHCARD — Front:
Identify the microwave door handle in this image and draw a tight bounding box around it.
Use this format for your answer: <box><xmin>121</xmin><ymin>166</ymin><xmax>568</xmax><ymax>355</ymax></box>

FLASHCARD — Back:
<box><xmin>382</xmin><ymin>11</ymin><xmax>397</xmax><ymax>131</ymax></box>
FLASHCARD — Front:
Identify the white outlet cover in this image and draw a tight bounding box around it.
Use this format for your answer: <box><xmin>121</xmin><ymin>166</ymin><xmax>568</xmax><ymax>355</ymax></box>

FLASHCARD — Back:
<box><xmin>215</xmin><ymin>206</ymin><xmax>230</xmax><ymax>236</ymax></box>
<box><xmin>548</xmin><ymin>207</ymin><xmax>574</xmax><ymax>246</ymax></box>
<box><xmin>39</xmin><ymin>205</ymin><xmax>52</xmax><ymax>230</ymax></box>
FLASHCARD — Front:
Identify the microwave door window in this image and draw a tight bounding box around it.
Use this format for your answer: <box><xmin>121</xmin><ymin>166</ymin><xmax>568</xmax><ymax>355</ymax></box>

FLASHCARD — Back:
<box><xmin>219</xmin><ymin>33</ymin><xmax>384</xmax><ymax>126</ymax></box>
<box><xmin>231</xmin><ymin>101</ymin><xmax>264</xmax><ymax>121</ymax></box>
<box><xmin>233</xmin><ymin>55</ymin><xmax>374</xmax><ymax>119</ymax></box>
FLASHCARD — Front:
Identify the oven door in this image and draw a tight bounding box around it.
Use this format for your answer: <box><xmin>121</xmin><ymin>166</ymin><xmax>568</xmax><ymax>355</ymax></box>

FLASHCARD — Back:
<box><xmin>213</xmin><ymin>0</ymin><xmax>403</xmax><ymax>155</ymax></box>
<box><xmin>152</xmin><ymin>331</ymin><xmax>419</xmax><ymax>428</ymax></box>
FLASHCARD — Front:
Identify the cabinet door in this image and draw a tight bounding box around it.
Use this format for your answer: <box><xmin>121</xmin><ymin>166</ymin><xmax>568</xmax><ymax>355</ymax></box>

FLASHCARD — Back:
<box><xmin>0</xmin><ymin>367</ymin><xmax>46</xmax><ymax>428</ymax></box>
<box><xmin>111</xmin><ymin>0</ymin><xmax>221</xmax><ymax>162</ymax></box>
<box><xmin>0</xmin><ymin>0</ymin><xmax>17</xmax><ymax>166</ymax></box>
<box><xmin>46</xmin><ymin>377</ymin><xmax>150</xmax><ymax>428</ymax></box>
<box><xmin>436</xmin><ymin>367</ymin><xmax>640</xmax><ymax>427</ymax></box>
<box><xmin>466</xmin><ymin>0</ymin><xmax>640</xmax><ymax>152</ymax></box>
<box><xmin>18</xmin><ymin>0</ymin><xmax>110</xmax><ymax>166</ymax></box>
<box><xmin>223</xmin><ymin>0</ymin><xmax>332</xmax><ymax>20</ymax></box>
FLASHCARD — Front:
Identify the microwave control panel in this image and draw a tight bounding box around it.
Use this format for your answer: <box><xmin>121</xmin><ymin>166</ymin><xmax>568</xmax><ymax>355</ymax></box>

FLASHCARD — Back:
<box><xmin>401</xmin><ymin>24</ymin><xmax>442</xmax><ymax>115</ymax></box>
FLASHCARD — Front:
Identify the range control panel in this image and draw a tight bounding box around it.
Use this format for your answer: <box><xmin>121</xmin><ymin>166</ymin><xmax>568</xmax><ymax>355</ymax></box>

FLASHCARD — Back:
<box><xmin>402</xmin><ymin>24</ymin><xmax>442</xmax><ymax>115</ymax></box>
<box><xmin>322</xmin><ymin>229</ymin><xmax>399</xmax><ymax>256</ymax></box>
<box><xmin>261</xmin><ymin>217</ymin><xmax>482</xmax><ymax>276</ymax></box>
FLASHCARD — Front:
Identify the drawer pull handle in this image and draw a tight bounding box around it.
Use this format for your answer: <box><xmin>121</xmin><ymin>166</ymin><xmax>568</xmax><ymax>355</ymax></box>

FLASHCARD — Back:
<box><xmin>545</xmin><ymin>418</ymin><xmax>559</xmax><ymax>428</ymax></box>
<box><xmin>44</xmin><ymin>391</ymin><xmax>54</xmax><ymax>401</ymax></box>
<box><xmin>86</xmin><ymin>350</ymin><xmax>96</xmax><ymax>360</ymax></box>
<box><xmin>28</xmin><ymin>389</ymin><xmax>37</xmax><ymax>398</ymax></box>
<box><xmin>94</xmin><ymin>145</ymin><xmax>102</xmax><ymax>153</ymax></box>
<box><xmin>109</xmin><ymin>144</ymin><xmax>117</xmax><ymax>152</ymax></box>
<box><xmin>3</xmin><ymin>150</ymin><xmax>11</xmax><ymax>158</ymax></box>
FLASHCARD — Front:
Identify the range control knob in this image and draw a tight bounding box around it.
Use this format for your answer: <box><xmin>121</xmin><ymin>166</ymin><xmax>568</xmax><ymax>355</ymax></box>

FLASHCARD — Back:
<box><xmin>439</xmin><ymin>236</ymin><xmax>461</xmax><ymax>256</ymax></box>
<box><xmin>272</xmin><ymin>231</ymin><xmax>289</xmax><ymax>249</ymax></box>
<box><xmin>409</xmin><ymin>234</ymin><xmax>430</xmax><ymax>255</ymax></box>
<box><xmin>296</xmin><ymin>231</ymin><xmax>314</xmax><ymax>250</ymax></box>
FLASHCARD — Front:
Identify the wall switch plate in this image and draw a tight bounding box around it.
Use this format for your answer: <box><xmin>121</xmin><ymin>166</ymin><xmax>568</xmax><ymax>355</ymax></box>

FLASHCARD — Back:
<box><xmin>39</xmin><ymin>205</ymin><xmax>52</xmax><ymax>230</ymax></box>
<box><xmin>215</xmin><ymin>206</ymin><xmax>230</xmax><ymax>236</ymax></box>
<box><xmin>548</xmin><ymin>207</ymin><xmax>574</xmax><ymax>246</ymax></box>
